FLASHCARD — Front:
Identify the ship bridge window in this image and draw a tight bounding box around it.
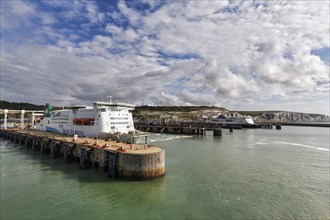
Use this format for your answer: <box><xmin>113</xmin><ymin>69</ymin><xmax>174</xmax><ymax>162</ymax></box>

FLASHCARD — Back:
<box><xmin>101</xmin><ymin>109</ymin><xmax>106</xmax><ymax>112</ymax></box>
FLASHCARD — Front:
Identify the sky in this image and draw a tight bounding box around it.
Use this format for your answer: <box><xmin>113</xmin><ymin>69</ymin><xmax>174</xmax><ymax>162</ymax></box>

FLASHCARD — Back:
<box><xmin>0</xmin><ymin>0</ymin><xmax>329</xmax><ymax>115</ymax></box>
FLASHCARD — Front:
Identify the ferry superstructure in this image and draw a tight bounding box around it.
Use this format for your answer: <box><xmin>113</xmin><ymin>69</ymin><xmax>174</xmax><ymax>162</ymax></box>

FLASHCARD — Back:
<box><xmin>35</xmin><ymin>99</ymin><xmax>136</xmax><ymax>138</ymax></box>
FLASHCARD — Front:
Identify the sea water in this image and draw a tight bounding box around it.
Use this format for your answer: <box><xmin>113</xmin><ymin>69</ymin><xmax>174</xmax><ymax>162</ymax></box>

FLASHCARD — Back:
<box><xmin>1</xmin><ymin>126</ymin><xmax>329</xmax><ymax>219</ymax></box>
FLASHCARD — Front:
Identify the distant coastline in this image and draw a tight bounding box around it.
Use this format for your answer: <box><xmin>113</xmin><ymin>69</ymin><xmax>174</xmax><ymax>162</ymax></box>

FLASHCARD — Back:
<box><xmin>1</xmin><ymin>101</ymin><xmax>329</xmax><ymax>126</ymax></box>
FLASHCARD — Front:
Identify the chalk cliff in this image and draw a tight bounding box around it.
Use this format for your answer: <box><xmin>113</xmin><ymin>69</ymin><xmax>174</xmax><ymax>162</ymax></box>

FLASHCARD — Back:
<box><xmin>253</xmin><ymin>111</ymin><xmax>330</xmax><ymax>123</ymax></box>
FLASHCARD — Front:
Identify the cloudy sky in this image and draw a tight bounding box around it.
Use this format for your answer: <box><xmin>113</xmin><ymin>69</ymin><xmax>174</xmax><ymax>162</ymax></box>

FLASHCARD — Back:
<box><xmin>1</xmin><ymin>0</ymin><xmax>329</xmax><ymax>115</ymax></box>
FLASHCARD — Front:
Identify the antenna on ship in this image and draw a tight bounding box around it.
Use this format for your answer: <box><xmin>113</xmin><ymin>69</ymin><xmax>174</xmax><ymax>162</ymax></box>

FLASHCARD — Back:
<box><xmin>106</xmin><ymin>96</ymin><xmax>112</xmax><ymax>103</ymax></box>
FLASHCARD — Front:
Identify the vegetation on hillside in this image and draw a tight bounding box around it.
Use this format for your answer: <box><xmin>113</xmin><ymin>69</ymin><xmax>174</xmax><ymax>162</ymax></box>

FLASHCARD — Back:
<box><xmin>0</xmin><ymin>101</ymin><xmax>63</xmax><ymax>119</ymax></box>
<box><xmin>231</xmin><ymin>111</ymin><xmax>282</xmax><ymax>117</ymax></box>
<box><xmin>134</xmin><ymin>105</ymin><xmax>227</xmax><ymax>113</ymax></box>
<box><xmin>133</xmin><ymin>106</ymin><xmax>228</xmax><ymax>121</ymax></box>
<box><xmin>0</xmin><ymin>101</ymin><xmax>63</xmax><ymax>110</ymax></box>
<box><xmin>0</xmin><ymin>101</ymin><xmax>45</xmax><ymax>110</ymax></box>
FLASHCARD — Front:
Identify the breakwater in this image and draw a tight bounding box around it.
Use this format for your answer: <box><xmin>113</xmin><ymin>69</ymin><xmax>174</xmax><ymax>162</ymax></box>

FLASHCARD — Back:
<box><xmin>135</xmin><ymin>124</ymin><xmax>223</xmax><ymax>136</ymax></box>
<box><xmin>0</xmin><ymin>129</ymin><xmax>165</xmax><ymax>180</ymax></box>
<box><xmin>135</xmin><ymin>122</ymin><xmax>283</xmax><ymax>135</ymax></box>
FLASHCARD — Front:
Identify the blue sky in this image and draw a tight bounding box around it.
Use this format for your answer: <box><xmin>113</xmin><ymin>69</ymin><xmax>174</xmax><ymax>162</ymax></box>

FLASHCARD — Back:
<box><xmin>1</xmin><ymin>0</ymin><xmax>329</xmax><ymax>115</ymax></box>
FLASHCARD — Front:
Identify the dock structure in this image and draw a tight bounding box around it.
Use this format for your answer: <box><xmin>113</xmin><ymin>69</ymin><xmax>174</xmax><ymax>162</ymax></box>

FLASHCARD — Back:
<box><xmin>135</xmin><ymin>124</ymin><xmax>222</xmax><ymax>136</ymax></box>
<box><xmin>0</xmin><ymin>129</ymin><xmax>165</xmax><ymax>180</ymax></box>
<box><xmin>0</xmin><ymin>109</ymin><xmax>44</xmax><ymax>129</ymax></box>
<box><xmin>135</xmin><ymin>121</ymin><xmax>288</xmax><ymax>135</ymax></box>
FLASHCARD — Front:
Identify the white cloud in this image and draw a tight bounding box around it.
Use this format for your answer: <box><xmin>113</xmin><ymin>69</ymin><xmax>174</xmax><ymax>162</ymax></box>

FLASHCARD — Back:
<box><xmin>183</xmin><ymin>0</ymin><xmax>229</xmax><ymax>18</ymax></box>
<box><xmin>105</xmin><ymin>24</ymin><xmax>123</xmax><ymax>35</ymax></box>
<box><xmin>86</xmin><ymin>2</ymin><xmax>101</xmax><ymax>23</ymax></box>
<box><xmin>93</xmin><ymin>35</ymin><xmax>113</xmax><ymax>48</ymax></box>
<box><xmin>1</xmin><ymin>0</ymin><xmax>329</xmax><ymax>115</ymax></box>
<box><xmin>117</xmin><ymin>1</ymin><xmax>141</xmax><ymax>26</ymax></box>
<box><xmin>40</xmin><ymin>13</ymin><xmax>57</xmax><ymax>25</ymax></box>
<box><xmin>0</xmin><ymin>1</ymin><xmax>36</xmax><ymax>30</ymax></box>
<box><xmin>5</xmin><ymin>0</ymin><xmax>35</xmax><ymax>17</ymax></box>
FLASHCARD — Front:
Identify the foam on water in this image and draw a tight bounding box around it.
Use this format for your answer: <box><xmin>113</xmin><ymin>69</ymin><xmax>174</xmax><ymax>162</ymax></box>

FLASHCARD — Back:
<box><xmin>256</xmin><ymin>142</ymin><xmax>268</xmax><ymax>145</ymax></box>
<box><xmin>274</xmin><ymin>141</ymin><xmax>329</xmax><ymax>152</ymax></box>
<box><xmin>148</xmin><ymin>134</ymin><xmax>193</xmax><ymax>143</ymax></box>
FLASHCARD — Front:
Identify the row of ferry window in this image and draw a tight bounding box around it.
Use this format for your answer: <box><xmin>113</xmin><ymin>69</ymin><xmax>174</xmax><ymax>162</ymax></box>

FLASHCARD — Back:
<box><xmin>110</xmin><ymin>126</ymin><xmax>130</xmax><ymax>129</ymax></box>
<box><xmin>109</xmin><ymin>113</ymin><xmax>129</xmax><ymax>116</ymax></box>
<box><xmin>76</xmin><ymin>109</ymin><xmax>127</xmax><ymax>112</ymax></box>
<box><xmin>110</xmin><ymin>122</ymin><xmax>129</xmax><ymax>125</ymax></box>
<box><xmin>52</xmin><ymin>117</ymin><xmax>69</xmax><ymax>120</ymax></box>
<box><xmin>100</xmin><ymin>109</ymin><xmax>128</xmax><ymax>112</ymax></box>
<box><xmin>75</xmin><ymin>112</ymin><xmax>128</xmax><ymax>116</ymax></box>
<box><xmin>110</xmin><ymin>117</ymin><xmax>128</xmax><ymax>120</ymax></box>
<box><xmin>52</xmin><ymin>121</ymin><xmax>68</xmax><ymax>124</ymax></box>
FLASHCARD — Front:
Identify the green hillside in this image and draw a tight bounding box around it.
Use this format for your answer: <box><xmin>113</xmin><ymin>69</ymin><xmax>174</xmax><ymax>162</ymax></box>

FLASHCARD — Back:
<box><xmin>0</xmin><ymin>101</ymin><xmax>45</xmax><ymax>110</ymax></box>
<box><xmin>134</xmin><ymin>105</ymin><xmax>227</xmax><ymax>113</ymax></box>
<box><xmin>231</xmin><ymin>110</ymin><xmax>282</xmax><ymax>117</ymax></box>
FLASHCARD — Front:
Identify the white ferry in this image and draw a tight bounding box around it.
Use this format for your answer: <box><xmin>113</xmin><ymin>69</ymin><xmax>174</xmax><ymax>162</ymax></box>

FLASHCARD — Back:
<box><xmin>206</xmin><ymin>116</ymin><xmax>255</xmax><ymax>125</ymax></box>
<box><xmin>35</xmin><ymin>97</ymin><xmax>140</xmax><ymax>140</ymax></box>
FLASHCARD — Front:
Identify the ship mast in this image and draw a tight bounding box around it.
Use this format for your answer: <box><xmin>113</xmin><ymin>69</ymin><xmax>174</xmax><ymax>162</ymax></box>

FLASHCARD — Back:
<box><xmin>106</xmin><ymin>96</ymin><xmax>112</xmax><ymax>103</ymax></box>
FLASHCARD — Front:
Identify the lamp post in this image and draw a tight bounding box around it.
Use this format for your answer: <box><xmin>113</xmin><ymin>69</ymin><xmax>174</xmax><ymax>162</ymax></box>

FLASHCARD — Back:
<box><xmin>96</xmin><ymin>119</ymin><xmax>99</xmax><ymax>139</ymax></box>
<box><xmin>31</xmin><ymin>112</ymin><xmax>35</xmax><ymax>128</ymax></box>
<box><xmin>4</xmin><ymin>109</ymin><xmax>8</xmax><ymax>129</ymax></box>
<box><xmin>20</xmin><ymin>110</ymin><xmax>25</xmax><ymax>129</ymax></box>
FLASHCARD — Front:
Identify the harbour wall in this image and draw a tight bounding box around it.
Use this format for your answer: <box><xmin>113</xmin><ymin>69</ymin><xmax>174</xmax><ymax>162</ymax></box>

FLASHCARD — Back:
<box><xmin>0</xmin><ymin>129</ymin><xmax>165</xmax><ymax>180</ymax></box>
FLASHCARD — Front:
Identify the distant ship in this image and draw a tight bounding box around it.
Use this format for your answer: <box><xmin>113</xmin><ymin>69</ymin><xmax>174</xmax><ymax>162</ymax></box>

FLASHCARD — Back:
<box><xmin>205</xmin><ymin>115</ymin><xmax>255</xmax><ymax>125</ymax></box>
<box><xmin>35</xmin><ymin>97</ymin><xmax>146</xmax><ymax>143</ymax></box>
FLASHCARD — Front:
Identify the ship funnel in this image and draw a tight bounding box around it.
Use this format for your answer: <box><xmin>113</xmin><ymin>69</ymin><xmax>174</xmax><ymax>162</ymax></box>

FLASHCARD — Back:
<box><xmin>44</xmin><ymin>103</ymin><xmax>53</xmax><ymax>117</ymax></box>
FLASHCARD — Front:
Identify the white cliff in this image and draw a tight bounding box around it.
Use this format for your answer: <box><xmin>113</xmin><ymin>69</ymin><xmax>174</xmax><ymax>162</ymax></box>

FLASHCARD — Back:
<box><xmin>253</xmin><ymin>111</ymin><xmax>330</xmax><ymax>123</ymax></box>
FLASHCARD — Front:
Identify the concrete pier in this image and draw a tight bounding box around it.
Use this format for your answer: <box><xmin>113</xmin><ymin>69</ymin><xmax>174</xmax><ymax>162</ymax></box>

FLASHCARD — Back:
<box><xmin>0</xmin><ymin>129</ymin><xmax>165</xmax><ymax>180</ymax></box>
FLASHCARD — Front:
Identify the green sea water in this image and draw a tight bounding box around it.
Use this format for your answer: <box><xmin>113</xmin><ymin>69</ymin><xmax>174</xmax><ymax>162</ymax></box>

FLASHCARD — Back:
<box><xmin>1</xmin><ymin>126</ymin><xmax>329</xmax><ymax>219</ymax></box>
